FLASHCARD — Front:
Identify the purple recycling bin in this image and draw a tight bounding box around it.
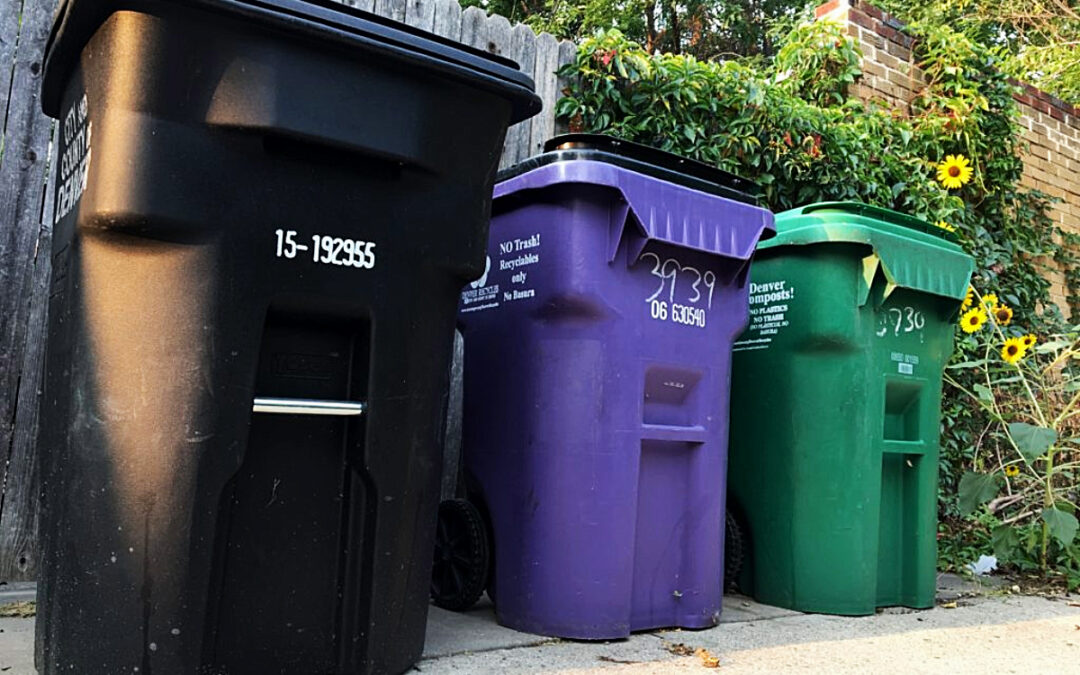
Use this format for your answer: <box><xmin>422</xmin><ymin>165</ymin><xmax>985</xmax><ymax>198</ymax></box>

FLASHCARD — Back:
<box><xmin>457</xmin><ymin>135</ymin><xmax>775</xmax><ymax>639</ymax></box>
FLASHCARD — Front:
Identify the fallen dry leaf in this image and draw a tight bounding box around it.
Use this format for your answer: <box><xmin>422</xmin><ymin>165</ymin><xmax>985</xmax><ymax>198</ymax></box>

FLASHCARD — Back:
<box><xmin>695</xmin><ymin>647</ymin><xmax>720</xmax><ymax>668</ymax></box>
<box><xmin>0</xmin><ymin>601</ymin><xmax>35</xmax><ymax>618</ymax></box>
<box><xmin>599</xmin><ymin>656</ymin><xmax>641</xmax><ymax>664</ymax></box>
<box><xmin>666</xmin><ymin>642</ymin><xmax>695</xmax><ymax>656</ymax></box>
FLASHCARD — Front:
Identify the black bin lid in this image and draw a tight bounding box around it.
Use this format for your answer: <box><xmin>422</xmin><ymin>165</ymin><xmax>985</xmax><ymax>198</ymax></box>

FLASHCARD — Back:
<box><xmin>499</xmin><ymin>134</ymin><xmax>761</xmax><ymax>206</ymax></box>
<box><xmin>41</xmin><ymin>0</ymin><xmax>541</xmax><ymax>121</ymax></box>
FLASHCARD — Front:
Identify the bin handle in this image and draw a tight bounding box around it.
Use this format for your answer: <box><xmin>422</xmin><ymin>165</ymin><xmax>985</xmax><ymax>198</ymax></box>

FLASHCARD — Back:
<box><xmin>252</xmin><ymin>397</ymin><xmax>366</xmax><ymax>416</ymax></box>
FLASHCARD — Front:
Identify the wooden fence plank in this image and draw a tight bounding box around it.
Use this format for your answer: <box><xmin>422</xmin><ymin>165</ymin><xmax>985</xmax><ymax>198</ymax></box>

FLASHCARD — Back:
<box><xmin>499</xmin><ymin>23</ymin><xmax>538</xmax><ymax>168</ymax></box>
<box><xmin>528</xmin><ymin>32</ymin><xmax>560</xmax><ymax>157</ymax></box>
<box><xmin>431</xmin><ymin>0</ymin><xmax>462</xmax><ymax>40</ymax></box>
<box><xmin>483</xmin><ymin>13</ymin><xmax>512</xmax><ymax>57</ymax></box>
<box><xmin>334</xmin><ymin>0</ymin><xmax>376</xmax><ymax>12</ymax></box>
<box><xmin>0</xmin><ymin>1</ymin><xmax>22</xmax><ymax>130</ymax></box>
<box><xmin>404</xmin><ymin>0</ymin><xmax>437</xmax><ymax>31</ymax></box>
<box><xmin>459</xmin><ymin>6</ymin><xmax>487</xmax><ymax>49</ymax></box>
<box><xmin>374</xmin><ymin>0</ymin><xmax>407</xmax><ymax>23</ymax></box>
<box><xmin>0</xmin><ymin>0</ymin><xmax>58</xmax><ymax>582</ymax></box>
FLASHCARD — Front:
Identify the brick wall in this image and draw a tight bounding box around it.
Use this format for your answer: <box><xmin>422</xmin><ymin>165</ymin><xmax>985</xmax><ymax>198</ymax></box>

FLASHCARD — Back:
<box><xmin>815</xmin><ymin>0</ymin><xmax>1080</xmax><ymax>314</ymax></box>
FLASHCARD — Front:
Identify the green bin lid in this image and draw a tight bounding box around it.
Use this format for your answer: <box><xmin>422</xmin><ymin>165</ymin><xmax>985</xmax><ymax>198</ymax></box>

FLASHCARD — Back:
<box><xmin>764</xmin><ymin>201</ymin><xmax>974</xmax><ymax>303</ymax></box>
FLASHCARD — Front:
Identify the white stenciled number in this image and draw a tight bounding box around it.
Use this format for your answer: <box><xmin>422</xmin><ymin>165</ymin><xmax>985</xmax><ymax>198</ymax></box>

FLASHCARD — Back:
<box><xmin>638</xmin><ymin>253</ymin><xmax>717</xmax><ymax>330</ymax></box>
<box><xmin>662</xmin><ymin>259</ymin><xmax>680</xmax><ymax>302</ymax></box>
<box><xmin>277</xmin><ymin>230</ymin><xmax>375</xmax><ymax>269</ymax></box>
<box><xmin>651</xmin><ymin>299</ymin><xmax>668</xmax><ymax>320</ymax></box>
<box><xmin>643</xmin><ymin>253</ymin><xmax>666</xmax><ymax>303</ymax></box>
<box><xmin>704</xmin><ymin>271</ymin><xmax>717</xmax><ymax>309</ymax></box>
<box><xmin>881</xmin><ymin>306</ymin><xmax>926</xmax><ymax>337</ymax></box>
<box><xmin>683</xmin><ymin>266</ymin><xmax>702</xmax><ymax>303</ymax></box>
<box><xmin>640</xmin><ymin>253</ymin><xmax>718</xmax><ymax>310</ymax></box>
<box><xmin>904</xmin><ymin>306</ymin><xmax>918</xmax><ymax>333</ymax></box>
<box><xmin>275</xmin><ymin>229</ymin><xmax>299</xmax><ymax>259</ymax></box>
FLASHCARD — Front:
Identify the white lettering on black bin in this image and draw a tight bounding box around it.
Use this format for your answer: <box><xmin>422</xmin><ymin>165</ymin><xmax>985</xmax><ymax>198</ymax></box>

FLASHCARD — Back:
<box><xmin>55</xmin><ymin>94</ymin><xmax>92</xmax><ymax>224</ymax></box>
<box><xmin>273</xmin><ymin>229</ymin><xmax>376</xmax><ymax>269</ymax></box>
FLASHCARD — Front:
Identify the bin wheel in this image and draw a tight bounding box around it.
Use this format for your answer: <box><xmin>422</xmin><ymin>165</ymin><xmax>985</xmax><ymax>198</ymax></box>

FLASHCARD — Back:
<box><xmin>723</xmin><ymin>510</ymin><xmax>745</xmax><ymax>592</ymax></box>
<box><xmin>431</xmin><ymin>498</ymin><xmax>489</xmax><ymax>612</ymax></box>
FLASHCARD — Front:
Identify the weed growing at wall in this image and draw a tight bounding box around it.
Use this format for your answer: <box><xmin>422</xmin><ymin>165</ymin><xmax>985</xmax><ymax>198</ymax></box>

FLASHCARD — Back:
<box><xmin>946</xmin><ymin>290</ymin><xmax>1079</xmax><ymax>590</ymax></box>
<box><xmin>556</xmin><ymin>19</ymin><xmax>1078</xmax><ymax>585</ymax></box>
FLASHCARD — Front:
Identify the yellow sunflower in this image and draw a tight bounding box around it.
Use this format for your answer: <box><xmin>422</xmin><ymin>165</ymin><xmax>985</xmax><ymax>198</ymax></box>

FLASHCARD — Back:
<box><xmin>960</xmin><ymin>307</ymin><xmax>988</xmax><ymax>333</ymax></box>
<box><xmin>937</xmin><ymin>154</ymin><xmax>974</xmax><ymax>189</ymax></box>
<box><xmin>1022</xmin><ymin>334</ymin><xmax>1037</xmax><ymax>349</ymax></box>
<box><xmin>993</xmin><ymin>304</ymin><xmax>1013</xmax><ymax>326</ymax></box>
<box><xmin>961</xmin><ymin>286</ymin><xmax>974</xmax><ymax>312</ymax></box>
<box><xmin>1001</xmin><ymin>336</ymin><xmax>1027</xmax><ymax>365</ymax></box>
<box><xmin>981</xmin><ymin>293</ymin><xmax>998</xmax><ymax>308</ymax></box>
<box><xmin>936</xmin><ymin>221</ymin><xmax>957</xmax><ymax>233</ymax></box>
<box><xmin>1004</xmin><ymin>465</ymin><xmax>1020</xmax><ymax>478</ymax></box>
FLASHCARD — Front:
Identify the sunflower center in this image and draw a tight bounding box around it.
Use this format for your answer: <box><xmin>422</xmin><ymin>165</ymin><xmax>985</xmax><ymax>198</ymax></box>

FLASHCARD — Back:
<box><xmin>949</xmin><ymin>166</ymin><xmax>961</xmax><ymax>177</ymax></box>
<box><xmin>1007</xmin><ymin>345</ymin><xmax>1018</xmax><ymax>356</ymax></box>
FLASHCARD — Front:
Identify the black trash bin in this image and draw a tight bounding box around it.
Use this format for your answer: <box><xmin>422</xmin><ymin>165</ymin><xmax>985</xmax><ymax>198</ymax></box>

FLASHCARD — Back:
<box><xmin>36</xmin><ymin>1</ymin><xmax>539</xmax><ymax>673</ymax></box>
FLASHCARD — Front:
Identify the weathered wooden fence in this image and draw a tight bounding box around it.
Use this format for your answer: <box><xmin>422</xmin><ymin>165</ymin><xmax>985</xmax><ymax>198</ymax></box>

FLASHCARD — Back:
<box><xmin>337</xmin><ymin>0</ymin><xmax>577</xmax><ymax>167</ymax></box>
<box><xmin>0</xmin><ymin>0</ymin><xmax>58</xmax><ymax>583</ymax></box>
<box><xmin>0</xmin><ymin>0</ymin><xmax>573</xmax><ymax>582</ymax></box>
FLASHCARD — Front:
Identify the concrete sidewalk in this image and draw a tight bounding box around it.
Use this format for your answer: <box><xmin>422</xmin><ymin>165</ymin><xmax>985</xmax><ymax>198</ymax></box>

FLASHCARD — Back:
<box><xmin>3</xmin><ymin>576</ymin><xmax>1078</xmax><ymax>673</ymax></box>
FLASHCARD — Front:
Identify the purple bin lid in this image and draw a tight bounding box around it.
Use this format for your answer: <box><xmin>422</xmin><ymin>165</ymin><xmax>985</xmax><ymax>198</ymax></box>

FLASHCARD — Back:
<box><xmin>495</xmin><ymin>134</ymin><xmax>775</xmax><ymax>264</ymax></box>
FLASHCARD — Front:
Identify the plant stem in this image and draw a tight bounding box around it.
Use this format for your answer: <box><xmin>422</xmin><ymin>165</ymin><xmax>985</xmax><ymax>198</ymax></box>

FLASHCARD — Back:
<box><xmin>1042</xmin><ymin>445</ymin><xmax>1056</xmax><ymax>571</ymax></box>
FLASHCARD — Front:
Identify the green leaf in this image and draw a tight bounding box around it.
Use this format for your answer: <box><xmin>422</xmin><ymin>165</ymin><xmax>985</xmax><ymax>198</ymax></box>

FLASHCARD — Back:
<box><xmin>958</xmin><ymin>471</ymin><xmax>999</xmax><ymax>516</ymax></box>
<box><xmin>1008</xmin><ymin>422</ymin><xmax>1057</xmax><ymax>462</ymax></box>
<box><xmin>991</xmin><ymin>524</ymin><xmax>1020</xmax><ymax>560</ymax></box>
<box><xmin>973</xmin><ymin>383</ymin><xmax>994</xmax><ymax>402</ymax></box>
<box><xmin>1035</xmin><ymin>340</ymin><xmax>1071</xmax><ymax>353</ymax></box>
<box><xmin>947</xmin><ymin>360</ymin><xmax>988</xmax><ymax>370</ymax></box>
<box><xmin>1042</xmin><ymin>507</ymin><xmax>1079</xmax><ymax>547</ymax></box>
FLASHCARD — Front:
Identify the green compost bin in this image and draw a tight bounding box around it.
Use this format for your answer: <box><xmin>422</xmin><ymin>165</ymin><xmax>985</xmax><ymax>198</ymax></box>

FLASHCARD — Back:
<box><xmin>727</xmin><ymin>201</ymin><xmax>973</xmax><ymax>616</ymax></box>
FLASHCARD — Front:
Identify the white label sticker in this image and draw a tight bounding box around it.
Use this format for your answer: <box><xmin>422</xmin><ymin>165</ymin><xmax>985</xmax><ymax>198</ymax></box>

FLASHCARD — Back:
<box><xmin>461</xmin><ymin>232</ymin><xmax>543</xmax><ymax>313</ymax></box>
<box><xmin>891</xmin><ymin>352</ymin><xmax>919</xmax><ymax>375</ymax></box>
<box><xmin>461</xmin><ymin>255</ymin><xmax>500</xmax><ymax>313</ymax></box>
<box><xmin>733</xmin><ymin>280</ymin><xmax>797</xmax><ymax>351</ymax></box>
